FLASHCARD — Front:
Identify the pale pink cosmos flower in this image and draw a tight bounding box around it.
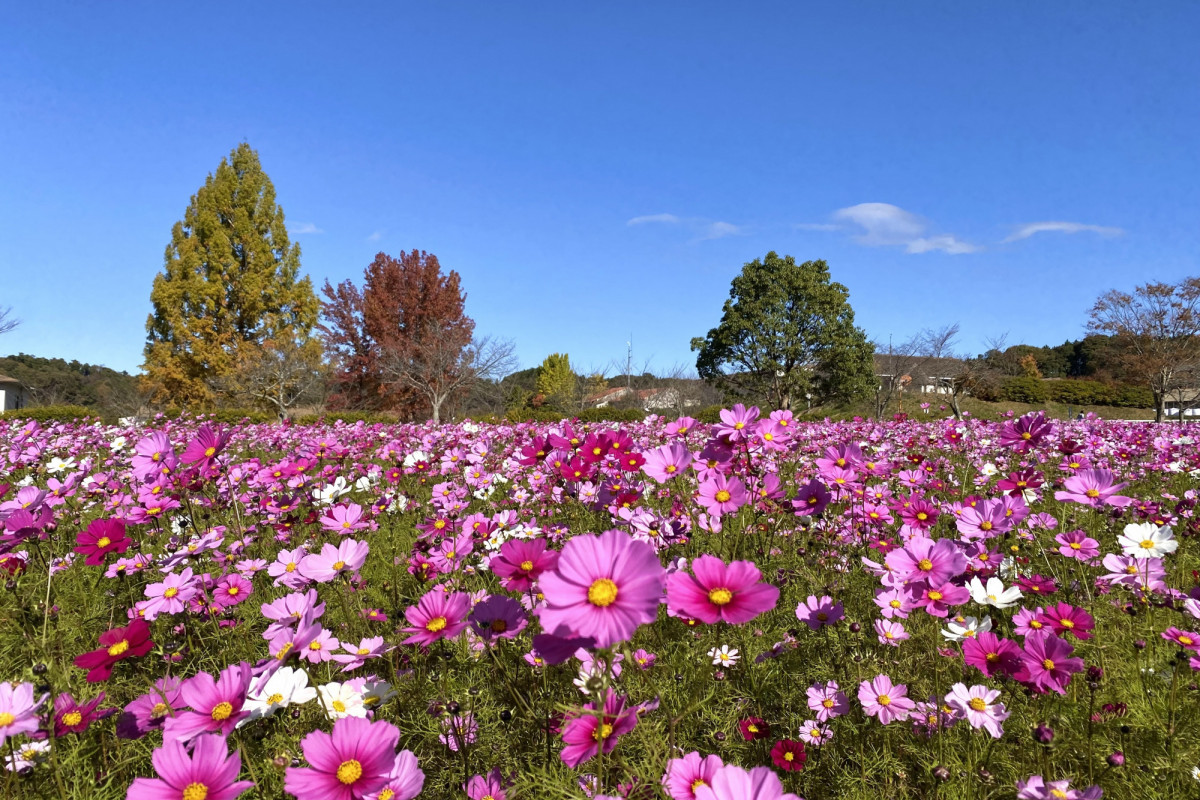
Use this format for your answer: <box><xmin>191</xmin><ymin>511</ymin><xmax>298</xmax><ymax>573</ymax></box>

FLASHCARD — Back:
<box><xmin>858</xmin><ymin>674</ymin><xmax>915</xmax><ymax>725</ymax></box>
<box><xmin>944</xmin><ymin>683</ymin><xmax>1009</xmax><ymax>738</ymax></box>
<box><xmin>298</xmin><ymin>539</ymin><xmax>369</xmax><ymax>583</ymax></box>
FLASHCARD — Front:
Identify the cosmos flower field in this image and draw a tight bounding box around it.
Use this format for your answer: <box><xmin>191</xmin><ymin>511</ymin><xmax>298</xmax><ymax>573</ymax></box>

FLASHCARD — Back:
<box><xmin>1</xmin><ymin>408</ymin><xmax>1198</xmax><ymax>800</ymax></box>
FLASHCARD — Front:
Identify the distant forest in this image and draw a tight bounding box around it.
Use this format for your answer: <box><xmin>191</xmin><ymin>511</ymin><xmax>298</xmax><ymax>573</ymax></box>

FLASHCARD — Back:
<box><xmin>0</xmin><ymin>354</ymin><xmax>141</xmax><ymax>413</ymax></box>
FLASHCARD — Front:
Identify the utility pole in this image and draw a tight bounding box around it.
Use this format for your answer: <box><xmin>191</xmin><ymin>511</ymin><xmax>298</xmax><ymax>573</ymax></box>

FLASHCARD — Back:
<box><xmin>626</xmin><ymin>334</ymin><xmax>633</xmax><ymax>391</ymax></box>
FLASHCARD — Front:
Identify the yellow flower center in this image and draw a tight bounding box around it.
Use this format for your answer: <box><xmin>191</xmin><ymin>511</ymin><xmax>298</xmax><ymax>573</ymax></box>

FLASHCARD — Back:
<box><xmin>151</xmin><ymin>702</ymin><xmax>170</xmax><ymax>718</ymax></box>
<box><xmin>267</xmin><ymin>693</ymin><xmax>284</xmax><ymax>705</ymax></box>
<box><xmin>1069</xmin><ymin>542</ymin><xmax>1081</xmax><ymax>550</ymax></box>
<box><xmin>285</xmin><ymin>562</ymin><xmax>297</xmax><ymax>572</ymax></box>
<box><xmin>1060</xmin><ymin>619</ymin><xmax>1075</xmax><ymax>629</ymax></box>
<box><xmin>96</xmin><ymin>536</ymin><xmax>112</xmax><ymax>548</ymax></box>
<box><xmin>784</xmin><ymin>752</ymin><xmax>795</xmax><ymax>761</ymax></box>
<box><xmin>822</xmin><ymin>699</ymin><xmax>834</xmax><ymax>708</ymax></box>
<box><xmin>927</xmin><ymin>590</ymin><xmax>943</xmax><ymax>601</ymax></box>
<box><xmin>734</xmin><ymin>422</ymin><xmax>744</xmax><ymax>430</ymax></box>
<box><xmin>889</xmin><ymin>599</ymin><xmax>901</xmax><ymax>608</ymax></box>
<box><xmin>204</xmin><ymin>447</ymin><xmax>216</xmax><ymax>457</ymax></box>
<box><xmin>62</xmin><ymin>711</ymin><xmax>83</xmax><ymax>726</ymax></box>
<box><xmin>276</xmin><ymin>642</ymin><xmax>294</xmax><ymax>660</ymax></box>
<box><xmin>182</xmin><ymin>783</ymin><xmax>209</xmax><ymax>800</ymax></box>
<box><xmin>917</xmin><ymin>512</ymin><xmax>928</xmax><ymax>521</ymax></box>
<box><xmin>1042</xmin><ymin>659</ymin><xmax>1055</xmax><ymax>671</ymax></box>
<box><xmin>1180</xmin><ymin>635</ymin><xmax>1194</xmax><ymax>646</ymax></box>
<box><xmin>1030</xmin><ymin>620</ymin><xmax>1043</xmax><ymax>629</ymax></box>
<box><xmin>309</xmin><ymin>641</ymin><xmax>322</xmax><ymax>650</ymax></box>
<box><xmin>426</xmin><ymin>616</ymin><xmax>448</xmax><ymax>633</ymax></box>
<box><xmin>691</xmin><ymin>779</ymin><xmax>707</xmax><ymax>791</ymax></box>
<box><xmin>336</xmin><ymin>759</ymin><xmax>363</xmax><ymax>785</ymax></box>
<box><xmin>164</xmin><ymin>587</ymin><xmax>179</xmax><ymax>598</ymax></box>
<box><xmin>748</xmin><ymin>723</ymin><xmax>759</xmax><ymax>733</ymax></box>
<box><xmin>593</xmin><ymin>723</ymin><xmax>614</xmax><ymax>741</ymax></box>
<box><xmin>588</xmin><ymin>578</ymin><xmax>619</xmax><ymax>607</ymax></box>
<box><xmin>211</xmin><ymin>702</ymin><xmax>233</xmax><ymax>721</ymax></box>
<box><xmin>332</xmin><ymin>700</ymin><xmax>347</xmax><ymax>713</ymax></box>
<box><xmin>666</xmin><ymin>465</ymin><xmax>677</xmax><ymax>473</ymax></box>
<box><xmin>107</xmin><ymin>639</ymin><xmax>130</xmax><ymax>657</ymax></box>
<box><xmin>358</xmin><ymin>647</ymin><xmax>371</xmax><ymax>655</ymax></box>
<box><xmin>917</xmin><ymin>559</ymin><xmax>933</xmax><ymax>571</ymax></box>
<box><xmin>332</xmin><ymin>560</ymin><xmax>346</xmax><ymax>570</ymax></box>
<box><xmin>1140</xmin><ymin>539</ymin><xmax>1154</xmax><ymax>549</ymax></box>
<box><xmin>227</xmin><ymin>587</ymin><xmax>239</xmax><ymax>596</ymax></box>
<box><xmin>715</xmin><ymin>490</ymin><xmax>731</xmax><ymax>503</ymax></box>
<box><xmin>708</xmin><ymin>588</ymin><xmax>733</xmax><ymax>606</ymax></box>
<box><xmin>1021</xmin><ymin>432</ymin><xmax>1032</xmax><ymax>440</ymax></box>
<box><xmin>380</xmin><ymin>791</ymin><xmax>395</xmax><ymax>800</ymax></box>
<box><xmin>1050</xmin><ymin>791</ymin><xmax>1068</xmax><ymax>800</ymax></box>
<box><xmin>979</xmin><ymin>522</ymin><xmax>992</xmax><ymax>531</ymax></box>
<box><xmin>968</xmin><ymin>697</ymin><xmax>987</xmax><ymax>712</ymax></box>
<box><xmin>877</xmin><ymin>695</ymin><xmax>891</xmax><ymax>707</ymax></box>
<box><xmin>1085</xmin><ymin>489</ymin><xmax>1100</xmax><ymax>498</ymax></box>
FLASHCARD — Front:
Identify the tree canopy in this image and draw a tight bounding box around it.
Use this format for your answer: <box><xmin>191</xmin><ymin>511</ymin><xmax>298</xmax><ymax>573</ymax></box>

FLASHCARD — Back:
<box><xmin>691</xmin><ymin>253</ymin><xmax>875</xmax><ymax>410</ymax></box>
<box><xmin>142</xmin><ymin>143</ymin><xmax>318</xmax><ymax>407</ymax></box>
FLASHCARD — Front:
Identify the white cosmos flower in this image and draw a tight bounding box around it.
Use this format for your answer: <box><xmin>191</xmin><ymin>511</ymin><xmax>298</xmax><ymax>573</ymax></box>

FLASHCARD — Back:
<box><xmin>1118</xmin><ymin>523</ymin><xmax>1178</xmax><ymax>559</ymax></box>
<box><xmin>241</xmin><ymin>666</ymin><xmax>316</xmax><ymax>724</ymax></box>
<box><xmin>317</xmin><ymin>681</ymin><xmax>367</xmax><ymax>719</ymax></box>
<box><xmin>402</xmin><ymin>450</ymin><xmax>429</xmax><ymax>468</ymax></box>
<box><xmin>362</xmin><ymin>679</ymin><xmax>397</xmax><ymax>710</ymax></box>
<box><xmin>1183</xmin><ymin>598</ymin><xmax>1200</xmax><ymax>621</ymax></box>
<box><xmin>708</xmin><ymin>645</ymin><xmax>739</xmax><ymax>667</ymax></box>
<box><xmin>967</xmin><ymin>576</ymin><xmax>1023</xmax><ymax>609</ymax></box>
<box><xmin>46</xmin><ymin>456</ymin><xmax>76</xmax><ymax>474</ymax></box>
<box><xmin>313</xmin><ymin>476</ymin><xmax>349</xmax><ymax>506</ymax></box>
<box><xmin>941</xmin><ymin>615</ymin><xmax>993</xmax><ymax>642</ymax></box>
<box><xmin>980</xmin><ymin>463</ymin><xmax>998</xmax><ymax>477</ymax></box>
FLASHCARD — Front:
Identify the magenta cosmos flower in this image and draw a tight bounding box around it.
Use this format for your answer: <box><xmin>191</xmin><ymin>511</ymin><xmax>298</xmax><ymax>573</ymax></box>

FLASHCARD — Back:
<box><xmin>401</xmin><ymin>590</ymin><xmax>471</xmax><ymax>646</ymax></box>
<box><xmin>693</xmin><ymin>765</ymin><xmax>803</xmax><ymax>800</ymax></box>
<box><xmin>468</xmin><ymin>595</ymin><xmax>528</xmax><ymax>640</ymax></box>
<box><xmin>560</xmin><ymin>690</ymin><xmax>638</xmax><ymax>768</ymax></box>
<box><xmin>491</xmin><ymin>538</ymin><xmax>559</xmax><ymax>593</ymax></box>
<box><xmin>642</xmin><ymin>442</ymin><xmax>694</xmax><ymax>483</ymax></box>
<box><xmin>127</xmin><ymin>733</ymin><xmax>253</xmax><ymax>800</ymax></box>
<box><xmin>74</xmin><ymin>517</ymin><xmax>131</xmax><ymax>565</ymax></box>
<box><xmin>0</xmin><ymin>682</ymin><xmax>46</xmax><ymax>748</ymax></box>
<box><xmin>1015</xmin><ymin>631</ymin><xmax>1085</xmax><ymax>695</ymax></box>
<box><xmin>285</xmin><ymin>716</ymin><xmax>412</xmax><ymax>800</ymax></box>
<box><xmin>663</xmin><ymin>752</ymin><xmax>724</xmax><ymax>800</ymax></box>
<box><xmin>666</xmin><ymin>555</ymin><xmax>779</xmax><ymax>625</ymax></box>
<box><xmin>73</xmin><ymin>618</ymin><xmax>154</xmax><ymax>682</ymax></box>
<box><xmin>163</xmin><ymin>662</ymin><xmax>252</xmax><ymax>742</ymax></box>
<box><xmin>962</xmin><ymin>632</ymin><xmax>1023</xmax><ymax>678</ymax></box>
<box><xmin>857</xmin><ymin>675</ymin><xmax>915</xmax><ymax>725</ymax></box>
<box><xmin>696</xmin><ymin>475</ymin><xmax>749</xmax><ymax>517</ymax></box>
<box><xmin>714</xmin><ymin>404</ymin><xmax>760</xmax><ymax>443</ymax></box>
<box><xmin>537</xmin><ymin>529</ymin><xmax>666</xmax><ymax>648</ymax></box>
<box><xmin>1053</xmin><ymin>468</ymin><xmax>1133</xmax><ymax>508</ymax></box>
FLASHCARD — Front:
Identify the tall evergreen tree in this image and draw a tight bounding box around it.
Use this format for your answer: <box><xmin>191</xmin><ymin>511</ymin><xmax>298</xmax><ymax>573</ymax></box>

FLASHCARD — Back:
<box><xmin>143</xmin><ymin>143</ymin><xmax>318</xmax><ymax>406</ymax></box>
<box><xmin>691</xmin><ymin>253</ymin><xmax>875</xmax><ymax>410</ymax></box>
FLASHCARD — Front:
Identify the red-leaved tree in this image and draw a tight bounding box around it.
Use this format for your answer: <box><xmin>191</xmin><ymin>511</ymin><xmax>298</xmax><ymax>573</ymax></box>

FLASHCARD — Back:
<box><xmin>317</xmin><ymin>278</ymin><xmax>379</xmax><ymax>409</ymax></box>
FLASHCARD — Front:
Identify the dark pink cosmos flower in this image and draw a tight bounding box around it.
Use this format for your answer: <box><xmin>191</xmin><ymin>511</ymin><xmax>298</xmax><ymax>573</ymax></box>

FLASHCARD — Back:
<box><xmin>1041</xmin><ymin>603</ymin><xmax>1094</xmax><ymax>640</ymax></box>
<box><xmin>885</xmin><ymin>537</ymin><xmax>967</xmax><ymax>586</ymax></box>
<box><xmin>54</xmin><ymin>692</ymin><xmax>115</xmax><ymax>736</ymax></box>
<box><xmin>1162</xmin><ymin>627</ymin><xmax>1200</xmax><ymax>652</ymax></box>
<box><xmin>73</xmin><ymin>618</ymin><xmax>154</xmax><ymax>682</ymax></box>
<box><xmin>559</xmin><ymin>690</ymin><xmax>638</xmax><ymax>768</ymax></box>
<box><xmin>998</xmin><ymin>411</ymin><xmax>1054</xmax><ymax>452</ymax></box>
<box><xmin>663</xmin><ymin>752</ymin><xmax>723</xmax><ymax>800</ymax></box>
<box><xmin>468</xmin><ymin>595</ymin><xmax>528</xmax><ymax>640</ymax></box>
<box><xmin>791</xmin><ymin>480</ymin><xmax>831</xmax><ymax>517</ymax></box>
<box><xmin>1016</xmin><ymin>631</ymin><xmax>1085</xmax><ymax>695</ymax></box>
<box><xmin>74</xmin><ymin>518</ymin><xmax>131</xmax><ymax>566</ymax></box>
<box><xmin>491</xmin><ymin>538</ymin><xmax>559</xmax><ymax>592</ymax></box>
<box><xmin>116</xmin><ymin>677</ymin><xmax>184</xmax><ymax>740</ymax></box>
<box><xmin>770</xmin><ymin>739</ymin><xmax>807</xmax><ymax>772</ymax></box>
<box><xmin>181</xmin><ymin>424</ymin><xmax>231</xmax><ymax>470</ymax></box>
<box><xmin>697</xmin><ymin>474</ymin><xmax>749</xmax><ymax>517</ymax></box>
<box><xmin>163</xmin><ymin>662</ymin><xmax>253</xmax><ymax>742</ymax></box>
<box><xmin>127</xmin><ymin>733</ymin><xmax>253</xmax><ymax>800</ymax></box>
<box><xmin>897</xmin><ymin>497</ymin><xmax>940</xmax><ymax>530</ymax></box>
<box><xmin>1017</xmin><ymin>575</ymin><xmax>1058</xmax><ymax>597</ymax></box>
<box><xmin>907</xmin><ymin>580</ymin><xmax>969</xmax><ymax>618</ymax></box>
<box><xmin>401</xmin><ymin>590</ymin><xmax>471</xmax><ymax>647</ymax></box>
<box><xmin>537</xmin><ymin>529</ymin><xmax>665</xmax><ymax>648</ymax></box>
<box><xmin>997</xmin><ymin>469</ymin><xmax>1044</xmax><ymax>496</ymax></box>
<box><xmin>666</xmin><ymin>555</ymin><xmax>779</xmax><ymax>625</ymax></box>
<box><xmin>1054</xmin><ymin>468</ymin><xmax>1133</xmax><ymax>508</ymax></box>
<box><xmin>962</xmin><ymin>632</ymin><xmax>1024</xmax><ymax>678</ymax></box>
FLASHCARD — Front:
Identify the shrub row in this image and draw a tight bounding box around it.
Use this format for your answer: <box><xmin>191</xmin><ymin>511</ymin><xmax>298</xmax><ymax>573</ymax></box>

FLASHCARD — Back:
<box><xmin>987</xmin><ymin>378</ymin><xmax>1153</xmax><ymax>408</ymax></box>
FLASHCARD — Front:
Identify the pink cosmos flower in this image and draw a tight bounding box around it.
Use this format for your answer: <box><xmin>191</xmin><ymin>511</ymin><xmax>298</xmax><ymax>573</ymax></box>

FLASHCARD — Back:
<box><xmin>1161</xmin><ymin>627</ymin><xmax>1200</xmax><ymax>651</ymax></box>
<box><xmin>116</xmin><ymin>677</ymin><xmax>184</xmax><ymax>740</ymax></box>
<box><xmin>0</xmin><ymin>682</ymin><xmax>45</xmax><ymax>747</ymax></box>
<box><xmin>875</xmin><ymin>619</ymin><xmax>908</xmax><ymax>646</ymax></box>
<box><xmin>792</xmin><ymin>480</ymin><xmax>831</xmax><ymax>517</ymax></box>
<box><xmin>696</xmin><ymin>474</ymin><xmax>749</xmax><ymax>517</ymax></box>
<box><xmin>490</xmin><ymin>538</ymin><xmax>558</xmax><ymax>593</ymax></box>
<box><xmin>795</xmin><ymin>595</ymin><xmax>843</xmax><ymax>630</ymax></box>
<box><xmin>693</xmin><ymin>764</ymin><xmax>802</xmax><ymax>800</ymax></box>
<box><xmin>857</xmin><ymin>675</ymin><xmax>915</xmax><ymax>725</ymax></box>
<box><xmin>799</xmin><ymin>720</ymin><xmax>833</xmax><ymax>747</ymax></box>
<box><xmin>907</xmin><ymin>579</ymin><xmax>969</xmax><ymax>618</ymax></box>
<box><xmin>1041</xmin><ymin>603</ymin><xmax>1095</xmax><ymax>640</ymax></box>
<box><xmin>884</xmin><ymin>537</ymin><xmax>967</xmax><ymax>586</ymax></box>
<box><xmin>663</xmin><ymin>752</ymin><xmax>724</xmax><ymax>800</ymax></box>
<box><xmin>642</xmin><ymin>442</ymin><xmax>693</xmax><ymax>483</ymax></box>
<box><xmin>299</xmin><ymin>628</ymin><xmax>342</xmax><ymax>664</ymax></box>
<box><xmin>211</xmin><ymin>573</ymin><xmax>253</xmax><ymax>610</ymax></box>
<box><xmin>331</xmin><ymin>637</ymin><xmax>390</xmax><ymax>672</ymax></box>
<box><xmin>944</xmin><ymin>683</ymin><xmax>1008</xmax><ymax>738</ymax></box>
<box><xmin>374</xmin><ymin>749</ymin><xmax>425</xmax><ymax>800</ymax></box>
<box><xmin>142</xmin><ymin>568</ymin><xmax>198</xmax><ymax>620</ymax></box>
<box><xmin>998</xmin><ymin>411</ymin><xmax>1053</xmax><ymax>452</ymax></box>
<box><xmin>468</xmin><ymin>595</ymin><xmax>528</xmax><ymax>641</ymax></box>
<box><xmin>74</xmin><ymin>517</ymin><xmax>131</xmax><ymax>565</ymax></box>
<box><xmin>962</xmin><ymin>632</ymin><xmax>1024</xmax><ymax>678</ymax></box>
<box><xmin>666</xmin><ymin>555</ymin><xmax>779</xmax><ymax>625</ymax></box>
<box><xmin>1016</xmin><ymin>775</ymin><xmax>1103</xmax><ymax>800</ymax></box>
<box><xmin>1053</xmin><ymin>468</ymin><xmax>1133</xmax><ymax>508</ymax></box>
<box><xmin>321</xmin><ymin>503</ymin><xmax>372</xmax><ymax>535</ymax></box>
<box><xmin>1055</xmin><ymin>530</ymin><xmax>1100</xmax><ymax>561</ymax></box>
<box><xmin>127</xmin><ymin>733</ymin><xmax>253</xmax><ymax>800</ymax></box>
<box><xmin>73</xmin><ymin>618</ymin><xmax>154</xmax><ymax>682</ymax></box>
<box><xmin>537</xmin><ymin>529</ymin><xmax>666</xmax><ymax>648</ymax></box>
<box><xmin>401</xmin><ymin>590</ymin><xmax>471</xmax><ymax>647</ymax></box>
<box><xmin>298</xmin><ymin>539</ymin><xmax>370</xmax><ymax>583</ymax></box>
<box><xmin>465</xmin><ymin>767</ymin><xmax>508</xmax><ymax>800</ymax></box>
<box><xmin>1015</xmin><ymin>631</ymin><xmax>1085</xmax><ymax>695</ymax></box>
<box><xmin>164</xmin><ymin>662</ymin><xmax>253</xmax><ymax>742</ymax></box>
<box><xmin>714</xmin><ymin>404</ymin><xmax>760</xmax><ymax>443</ymax></box>
<box><xmin>559</xmin><ymin>690</ymin><xmax>638</xmax><ymax>768</ymax></box>
<box><xmin>269</xmin><ymin>546</ymin><xmax>311</xmax><ymax>588</ymax></box>
<box><xmin>806</xmin><ymin>681</ymin><xmax>849</xmax><ymax>722</ymax></box>
<box><xmin>54</xmin><ymin>692</ymin><xmax>114</xmax><ymax>736</ymax></box>
<box><xmin>285</xmin><ymin>716</ymin><xmax>410</xmax><ymax>800</ymax></box>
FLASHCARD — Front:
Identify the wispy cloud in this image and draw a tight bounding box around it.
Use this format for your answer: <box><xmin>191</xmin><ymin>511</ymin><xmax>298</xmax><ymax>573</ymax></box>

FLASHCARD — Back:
<box><xmin>793</xmin><ymin>222</ymin><xmax>841</xmax><ymax>232</ymax></box>
<box><xmin>626</xmin><ymin>213</ymin><xmax>743</xmax><ymax>242</ymax></box>
<box><xmin>1002</xmin><ymin>221</ymin><xmax>1124</xmax><ymax>243</ymax></box>
<box><xmin>627</xmin><ymin>213</ymin><xmax>681</xmax><ymax>226</ymax></box>
<box><xmin>292</xmin><ymin>222</ymin><xmax>324</xmax><ymax>235</ymax></box>
<box><xmin>366</xmin><ymin>230</ymin><xmax>384</xmax><ymax>242</ymax></box>
<box><xmin>832</xmin><ymin>202</ymin><xmax>980</xmax><ymax>255</ymax></box>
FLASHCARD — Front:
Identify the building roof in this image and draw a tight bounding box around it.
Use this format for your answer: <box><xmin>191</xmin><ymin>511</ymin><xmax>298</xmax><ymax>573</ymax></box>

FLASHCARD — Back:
<box><xmin>0</xmin><ymin>373</ymin><xmax>21</xmax><ymax>384</ymax></box>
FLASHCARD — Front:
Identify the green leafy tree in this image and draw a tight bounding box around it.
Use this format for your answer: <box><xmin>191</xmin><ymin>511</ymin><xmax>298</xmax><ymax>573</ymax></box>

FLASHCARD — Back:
<box><xmin>691</xmin><ymin>253</ymin><xmax>874</xmax><ymax>410</ymax></box>
<box><xmin>535</xmin><ymin>353</ymin><xmax>576</xmax><ymax>410</ymax></box>
<box><xmin>143</xmin><ymin>143</ymin><xmax>319</xmax><ymax>407</ymax></box>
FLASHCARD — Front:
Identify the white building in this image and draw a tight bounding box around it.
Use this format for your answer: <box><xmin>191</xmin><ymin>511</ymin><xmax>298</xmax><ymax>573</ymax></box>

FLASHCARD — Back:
<box><xmin>0</xmin><ymin>374</ymin><xmax>28</xmax><ymax>411</ymax></box>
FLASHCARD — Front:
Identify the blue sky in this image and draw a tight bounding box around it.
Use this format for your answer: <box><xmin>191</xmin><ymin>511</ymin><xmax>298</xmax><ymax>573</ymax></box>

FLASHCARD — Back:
<box><xmin>1</xmin><ymin>2</ymin><xmax>1197</xmax><ymax>376</ymax></box>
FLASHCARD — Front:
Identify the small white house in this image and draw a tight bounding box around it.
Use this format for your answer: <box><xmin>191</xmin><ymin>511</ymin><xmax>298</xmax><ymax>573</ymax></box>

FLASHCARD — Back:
<box><xmin>0</xmin><ymin>374</ymin><xmax>28</xmax><ymax>411</ymax></box>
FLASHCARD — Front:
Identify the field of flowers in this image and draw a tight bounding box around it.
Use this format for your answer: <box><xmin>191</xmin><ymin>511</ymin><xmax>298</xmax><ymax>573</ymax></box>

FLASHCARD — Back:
<box><xmin>0</xmin><ymin>408</ymin><xmax>1198</xmax><ymax>800</ymax></box>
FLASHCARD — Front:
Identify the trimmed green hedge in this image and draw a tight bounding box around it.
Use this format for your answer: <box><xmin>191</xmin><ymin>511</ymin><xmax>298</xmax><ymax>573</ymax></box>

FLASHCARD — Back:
<box><xmin>997</xmin><ymin>379</ymin><xmax>1153</xmax><ymax>409</ymax></box>
<box><xmin>0</xmin><ymin>405</ymin><xmax>102</xmax><ymax>423</ymax></box>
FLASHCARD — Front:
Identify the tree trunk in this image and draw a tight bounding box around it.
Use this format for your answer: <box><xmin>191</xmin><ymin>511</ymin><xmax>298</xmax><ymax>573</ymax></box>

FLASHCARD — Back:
<box><xmin>1155</xmin><ymin>391</ymin><xmax>1165</xmax><ymax>424</ymax></box>
<box><xmin>430</xmin><ymin>397</ymin><xmax>442</xmax><ymax>425</ymax></box>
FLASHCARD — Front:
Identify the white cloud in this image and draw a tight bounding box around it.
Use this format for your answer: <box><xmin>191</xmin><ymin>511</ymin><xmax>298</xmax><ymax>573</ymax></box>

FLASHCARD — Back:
<box><xmin>1002</xmin><ymin>221</ymin><xmax>1124</xmax><ymax>243</ymax></box>
<box><xmin>699</xmin><ymin>221</ymin><xmax>743</xmax><ymax>240</ymax></box>
<box><xmin>626</xmin><ymin>213</ymin><xmax>681</xmax><ymax>226</ymax></box>
<box><xmin>793</xmin><ymin>222</ymin><xmax>841</xmax><ymax>232</ymax></box>
<box><xmin>831</xmin><ymin>202</ymin><xmax>979</xmax><ymax>255</ymax></box>
<box><xmin>366</xmin><ymin>230</ymin><xmax>384</xmax><ymax>242</ymax></box>
<box><xmin>292</xmin><ymin>222</ymin><xmax>324</xmax><ymax>235</ymax></box>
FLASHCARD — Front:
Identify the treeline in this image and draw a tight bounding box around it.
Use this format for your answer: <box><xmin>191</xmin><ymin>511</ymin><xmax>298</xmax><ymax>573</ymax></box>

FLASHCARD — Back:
<box><xmin>0</xmin><ymin>354</ymin><xmax>141</xmax><ymax>412</ymax></box>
